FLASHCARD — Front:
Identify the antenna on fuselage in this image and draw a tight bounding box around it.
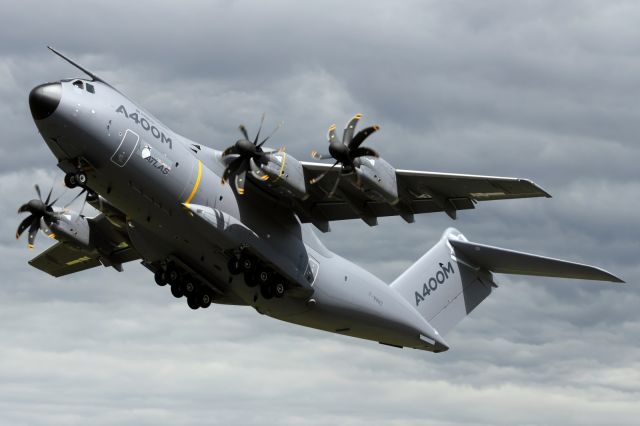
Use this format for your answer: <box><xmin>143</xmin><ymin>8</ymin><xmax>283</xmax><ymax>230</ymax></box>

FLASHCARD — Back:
<box><xmin>47</xmin><ymin>46</ymin><xmax>114</xmax><ymax>88</ymax></box>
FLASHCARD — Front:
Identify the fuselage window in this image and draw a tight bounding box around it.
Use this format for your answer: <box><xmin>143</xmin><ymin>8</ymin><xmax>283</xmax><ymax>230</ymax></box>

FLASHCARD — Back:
<box><xmin>86</xmin><ymin>83</ymin><xmax>95</xmax><ymax>94</ymax></box>
<box><xmin>72</xmin><ymin>80</ymin><xmax>84</xmax><ymax>90</ymax></box>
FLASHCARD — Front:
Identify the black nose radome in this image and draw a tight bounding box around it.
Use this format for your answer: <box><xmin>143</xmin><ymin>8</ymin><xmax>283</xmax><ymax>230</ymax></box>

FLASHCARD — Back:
<box><xmin>29</xmin><ymin>82</ymin><xmax>62</xmax><ymax>120</ymax></box>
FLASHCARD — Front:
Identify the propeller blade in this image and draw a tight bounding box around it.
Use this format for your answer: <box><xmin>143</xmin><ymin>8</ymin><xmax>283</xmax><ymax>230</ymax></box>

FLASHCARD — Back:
<box><xmin>328</xmin><ymin>174</ymin><xmax>342</xmax><ymax>198</ymax></box>
<box><xmin>342</xmin><ymin>113</ymin><xmax>362</xmax><ymax>146</ymax></box>
<box><xmin>239</xmin><ymin>124</ymin><xmax>250</xmax><ymax>141</ymax></box>
<box><xmin>18</xmin><ymin>203</ymin><xmax>30</xmax><ymax>213</ymax></box>
<box><xmin>64</xmin><ymin>188</ymin><xmax>86</xmax><ymax>209</ymax></box>
<box><xmin>45</xmin><ymin>185</ymin><xmax>53</xmax><ymax>205</ymax></box>
<box><xmin>16</xmin><ymin>215</ymin><xmax>35</xmax><ymax>239</ymax></box>
<box><xmin>222</xmin><ymin>145</ymin><xmax>240</xmax><ymax>157</ymax></box>
<box><xmin>254</xmin><ymin>112</ymin><xmax>266</xmax><ymax>145</ymax></box>
<box><xmin>48</xmin><ymin>189</ymin><xmax>66</xmax><ymax>208</ymax></box>
<box><xmin>35</xmin><ymin>184</ymin><xmax>43</xmax><ymax>202</ymax></box>
<box><xmin>311</xmin><ymin>150</ymin><xmax>331</xmax><ymax>160</ymax></box>
<box><xmin>309</xmin><ymin>161</ymin><xmax>339</xmax><ymax>184</ymax></box>
<box><xmin>327</xmin><ymin>124</ymin><xmax>338</xmax><ymax>143</ymax></box>
<box><xmin>27</xmin><ymin>218</ymin><xmax>40</xmax><ymax>248</ymax></box>
<box><xmin>234</xmin><ymin>166</ymin><xmax>248</xmax><ymax>195</ymax></box>
<box><xmin>350</xmin><ymin>146</ymin><xmax>379</xmax><ymax>158</ymax></box>
<box><xmin>221</xmin><ymin>156</ymin><xmax>245</xmax><ymax>184</ymax></box>
<box><xmin>40</xmin><ymin>217</ymin><xmax>54</xmax><ymax>238</ymax></box>
<box><xmin>348</xmin><ymin>125</ymin><xmax>380</xmax><ymax>150</ymax></box>
<box><xmin>257</xmin><ymin>121</ymin><xmax>282</xmax><ymax>148</ymax></box>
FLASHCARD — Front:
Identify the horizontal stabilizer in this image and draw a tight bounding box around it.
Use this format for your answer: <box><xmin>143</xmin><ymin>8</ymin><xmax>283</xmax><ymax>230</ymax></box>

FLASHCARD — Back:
<box><xmin>449</xmin><ymin>239</ymin><xmax>624</xmax><ymax>283</ymax></box>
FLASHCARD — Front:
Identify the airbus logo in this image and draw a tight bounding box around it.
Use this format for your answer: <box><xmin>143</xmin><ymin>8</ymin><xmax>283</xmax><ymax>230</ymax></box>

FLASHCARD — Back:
<box><xmin>414</xmin><ymin>261</ymin><xmax>455</xmax><ymax>306</ymax></box>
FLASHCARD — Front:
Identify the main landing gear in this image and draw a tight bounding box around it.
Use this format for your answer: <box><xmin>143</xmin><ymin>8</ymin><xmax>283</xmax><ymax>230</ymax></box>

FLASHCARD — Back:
<box><xmin>227</xmin><ymin>249</ymin><xmax>286</xmax><ymax>300</ymax></box>
<box><xmin>154</xmin><ymin>262</ymin><xmax>213</xmax><ymax>310</ymax></box>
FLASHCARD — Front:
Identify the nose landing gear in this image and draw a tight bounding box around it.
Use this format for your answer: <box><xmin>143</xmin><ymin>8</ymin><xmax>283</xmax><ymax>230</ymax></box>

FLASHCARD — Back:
<box><xmin>64</xmin><ymin>171</ymin><xmax>88</xmax><ymax>189</ymax></box>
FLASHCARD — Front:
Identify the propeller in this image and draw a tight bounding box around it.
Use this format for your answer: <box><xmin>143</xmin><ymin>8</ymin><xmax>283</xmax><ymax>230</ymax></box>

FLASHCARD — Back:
<box><xmin>16</xmin><ymin>184</ymin><xmax>61</xmax><ymax>249</ymax></box>
<box><xmin>310</xmin><ymin>114</ymin><xmax>380</xmax><ymax>196</ymax></box>
<box><xmin>220</xmin><ymin>114</ymin><xmax>281</xmax><ymax>195</ymax></box>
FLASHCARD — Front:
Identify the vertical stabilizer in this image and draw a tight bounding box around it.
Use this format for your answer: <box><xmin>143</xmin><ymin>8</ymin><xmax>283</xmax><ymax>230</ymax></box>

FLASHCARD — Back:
<box><xmin>391</xmin><ymin>228</ymin><xmax>494</xmax><ymax>335</ymax></box>
<box><xmin>391</xmin><ymin>228</ymin><xmax>623</xmax><ymax>336</ymax></box>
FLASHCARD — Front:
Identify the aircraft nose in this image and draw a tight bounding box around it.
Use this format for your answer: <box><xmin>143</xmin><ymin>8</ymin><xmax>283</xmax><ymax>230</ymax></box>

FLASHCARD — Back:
<box><xmin>29</xmin><ymin>82</ymin><xmax>62</xmax><ymax>120</ymax></box>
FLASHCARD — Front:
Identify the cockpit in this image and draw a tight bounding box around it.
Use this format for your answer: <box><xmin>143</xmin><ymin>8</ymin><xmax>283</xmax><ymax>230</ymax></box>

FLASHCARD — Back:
<box><xmin>64</xmin><ymin>78</ymin><xmax>96</xmax><ymax>94</ymax></box>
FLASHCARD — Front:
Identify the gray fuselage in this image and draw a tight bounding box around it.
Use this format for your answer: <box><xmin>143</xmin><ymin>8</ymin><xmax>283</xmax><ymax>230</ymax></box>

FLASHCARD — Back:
<box><xmin>31</xmin><ymin>78</ymin><xmax>446</xmax><ymax>352</ymax></box>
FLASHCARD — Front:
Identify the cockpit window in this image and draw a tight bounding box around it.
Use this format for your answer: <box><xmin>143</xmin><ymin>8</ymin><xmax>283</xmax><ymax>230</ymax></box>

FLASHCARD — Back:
<box><xmin>72</xmin><ymin>80</ymin><xmax>84</xmax><ymax>90</ymax></box>
<box><xmin>86</xmin><ymin>83</ymin><xmax>95</xmax><ymax>94</ymax></box>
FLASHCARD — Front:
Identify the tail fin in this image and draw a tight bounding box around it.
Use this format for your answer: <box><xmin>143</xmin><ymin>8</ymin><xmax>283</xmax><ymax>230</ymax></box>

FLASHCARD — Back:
<box><xmin>391</xmin><ymin>228</ymin><xmax>624</xmax><ymax>336</ymax></box>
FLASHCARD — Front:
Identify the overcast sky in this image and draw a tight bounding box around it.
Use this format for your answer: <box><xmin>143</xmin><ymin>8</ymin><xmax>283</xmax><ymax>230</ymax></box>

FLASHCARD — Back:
<box><xmin>1</xmin><ymin>1</ymin><xmax>639</xmax><ymax>425</ymax></box>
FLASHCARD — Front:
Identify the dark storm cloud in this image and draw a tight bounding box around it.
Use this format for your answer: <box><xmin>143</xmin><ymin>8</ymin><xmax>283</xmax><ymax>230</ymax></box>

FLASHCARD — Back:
<box><xmin>1</xmin><ymin>0</ymin><xmax>639</xmax><ymax>425</ymax></box>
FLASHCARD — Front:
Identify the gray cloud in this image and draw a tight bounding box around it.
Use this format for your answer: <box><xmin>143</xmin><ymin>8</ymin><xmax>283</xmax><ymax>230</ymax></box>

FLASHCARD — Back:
<box><xmin>1</xmin><ymin>0</ymin><xmax>639</xmax><ymax>425</ymax></box>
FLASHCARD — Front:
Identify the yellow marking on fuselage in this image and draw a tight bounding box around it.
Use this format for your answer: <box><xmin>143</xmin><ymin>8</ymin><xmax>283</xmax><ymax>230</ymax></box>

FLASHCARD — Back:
<box><xmin>184</xmin><ymin>160</ymin><xmax>202</xmax><ymax>207</ymax></box>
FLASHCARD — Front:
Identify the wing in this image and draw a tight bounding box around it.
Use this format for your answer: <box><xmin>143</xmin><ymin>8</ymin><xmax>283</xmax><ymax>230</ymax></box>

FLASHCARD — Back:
<box><xmin>29</xmin><ymin>213</ymin><xmax>140</xmax><ymax>277</ymax></box>
<box><xmin>29</xmin><ymin>242</ymin><xmax>103</xmax><ymax>277</ymax></box>
<box><xmin>295</xmin><ymin>161</ymin><xmax>550</xmax><ymax>230</ymax></box>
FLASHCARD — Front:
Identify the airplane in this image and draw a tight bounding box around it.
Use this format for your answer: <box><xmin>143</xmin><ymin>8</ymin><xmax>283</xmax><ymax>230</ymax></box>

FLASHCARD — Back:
<box><xmin>18</xmin><ymin>47</ymin><xmax>624</xmax><ymax>353</ymax></box>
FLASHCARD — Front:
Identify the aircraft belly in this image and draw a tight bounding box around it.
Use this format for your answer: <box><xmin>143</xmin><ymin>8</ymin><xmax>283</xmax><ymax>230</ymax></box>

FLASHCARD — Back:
<box><xmin>278</xmin><ymin>254</ymin><xmax>432</xmax><ymax>348</ymax></box>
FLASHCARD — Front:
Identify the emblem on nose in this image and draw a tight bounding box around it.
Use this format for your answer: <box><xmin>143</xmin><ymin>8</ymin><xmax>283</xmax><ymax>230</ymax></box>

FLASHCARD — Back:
<box><xmin>29</xmin><ymin>82</ymin><xmax>62</xmax><ymax>120</ymax></box>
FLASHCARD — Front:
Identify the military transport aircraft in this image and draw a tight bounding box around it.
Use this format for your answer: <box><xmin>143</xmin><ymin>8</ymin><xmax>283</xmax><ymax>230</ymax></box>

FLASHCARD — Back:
<box><xmin>18</xmin><ymin>47</ymin><xmax>623</xmax><ymax>353</ymax></box>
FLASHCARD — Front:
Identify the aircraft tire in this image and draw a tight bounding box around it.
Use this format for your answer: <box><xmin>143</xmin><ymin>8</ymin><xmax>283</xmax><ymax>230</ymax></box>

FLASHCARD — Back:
<box><xmin>244</xmin><ymin>270</ymin><xmax>259</xmax><ymax>288</ymax></box>
<box><xmin>166</xmin><ymin>267</ymin><xmax>180</xmax><ymax>285</ymax></box>
<box><xmin>154</xmin><ymin>270</ymin><xmax>167</xmax><ymax>286</ymax></box>
<box><xmin>183</xmin><ymin>280</ymin><xmax>196</xmax><ymax>295</ymax></box>
<box><xmin>170</xmin><ymin>283</ymin><xmax>183</xmax><ymax>298</ymax></box>
<box><xmin>75</xmin><ymin>172</ymin><xmax>87</xmax><ymax>186</ymax></box>
<box><xmin>256</xmin><ymin>268</ymin><xmax>271</xmax><ymax>285</ymax></box>
<box><xmin>239</xmin><ymin>253</ymin><xmax>255</xmax><ymax>271</ymax></box>
<box><xmin>260</xmin><ymin>283</ymin><xmax>274</xmax><ymax>300</ymax></box>
<box><xmin>64</xmin><ymin>173</ymin><xmax>78</xmax><ymax>189</ymax></box>
<box><xmin>200</xmin><ymin>292</ymin><xmax>212</xmax><ymax>309</ymax></box>
<box><xmin>274</xmin><ymin>282</ymin><xmax>285</xmax><ymax>298</ymax></box>
<box><xmin>187</xmin><ymin>295</ymin><xmax>200</xmax><ymax>310</ymax></box>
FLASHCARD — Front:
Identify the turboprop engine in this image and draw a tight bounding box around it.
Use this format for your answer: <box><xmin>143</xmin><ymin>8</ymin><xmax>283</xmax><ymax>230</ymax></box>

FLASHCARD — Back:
<box><xmin>250</xmin><ymin>150</ymin><xmax>308</xmax><ymax>200</ymax></box>
<box><xmin>352</xmin><ymin>156</ymin><xmax>399</xmax><ymax>205</ymax></box>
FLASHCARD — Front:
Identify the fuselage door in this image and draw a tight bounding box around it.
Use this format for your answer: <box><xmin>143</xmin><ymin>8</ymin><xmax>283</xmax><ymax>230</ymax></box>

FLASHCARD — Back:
<box><xmin>111</xmin><ymin>129</ymin><xmax>139</xmax><ymax>167</ymax></box>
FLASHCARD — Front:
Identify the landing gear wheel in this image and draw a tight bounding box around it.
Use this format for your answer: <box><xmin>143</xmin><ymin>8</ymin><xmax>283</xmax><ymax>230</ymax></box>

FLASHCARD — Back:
<box><xmin>239</xmin><ymin>253</ymin><xmax>255</xmax><ymax>272</ymax></box>
<box><xmin>64</xmin><ymin>173</ymin><xmax>78</xmax><ymax>189</ymax></box>
<box><xmin>200</xmin><ymin>292</ymin><xmax>212</xmax><ymax>309</ymax></box>
<box><xmin>244</xmin><ymin>270</ymin><xmax>258</xmax><ymax>288</ymax></box>
<box><xmin>75</xmin><ymin>172</ymin><xmax>87</xmax><ymax>186</ymax></box>
<box><xmin>187</xmin><ymin>295</ymin><xmax>200</xmax><ymax>310</ymax></box>
<box><xmin>274</xmin><ymin>282</ymin><xmax>285</xmax><ymax>298</ymax></box>
<box><xmin>183</xmin><ymin>280</ymin><xmax>197</xmax><ymax>296</ymax></box>
<box><xmin>227</xmin><ymin>256</ymin><xmax>242</xmax><ymax>275</ymax></box>
<box><xmin>165</xmin><ymin>267</ymin><xmax>180</xmax><ymax>285</ymax></box>
<box><xmin>256</xmin><ymin>268</ymin><xmax>271</xmax><ymax>285</ymax></box>
<box><xmin>170</xmin><ymin>283</ymin><xmax>183</xmax><ymax>298</ymax></box>
<box><xmin>154</xmin><ymin>270</ymin><xmax>167</xmax><ymax>286</ymax></box>
<box><xmin>260</xmin><ymin>283</ymin><xmax>274</xmax><ymax>300</ymax></box>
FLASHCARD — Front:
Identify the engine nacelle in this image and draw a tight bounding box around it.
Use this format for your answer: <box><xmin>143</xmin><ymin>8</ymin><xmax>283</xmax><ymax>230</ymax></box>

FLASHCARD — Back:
<box><xmin>353</xmin><ymin>156</ymin><xmax>399</xmax><ymax>205</ymax></box>
<box><xmin>251</xmin><ymin>151</ymin><xmax>309</xmax><ymax>200</ymax></box>
<box><xmin>49</xmin><ymin>211</ymin><xmax>91</xmax><ymax>248</ymax></box>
